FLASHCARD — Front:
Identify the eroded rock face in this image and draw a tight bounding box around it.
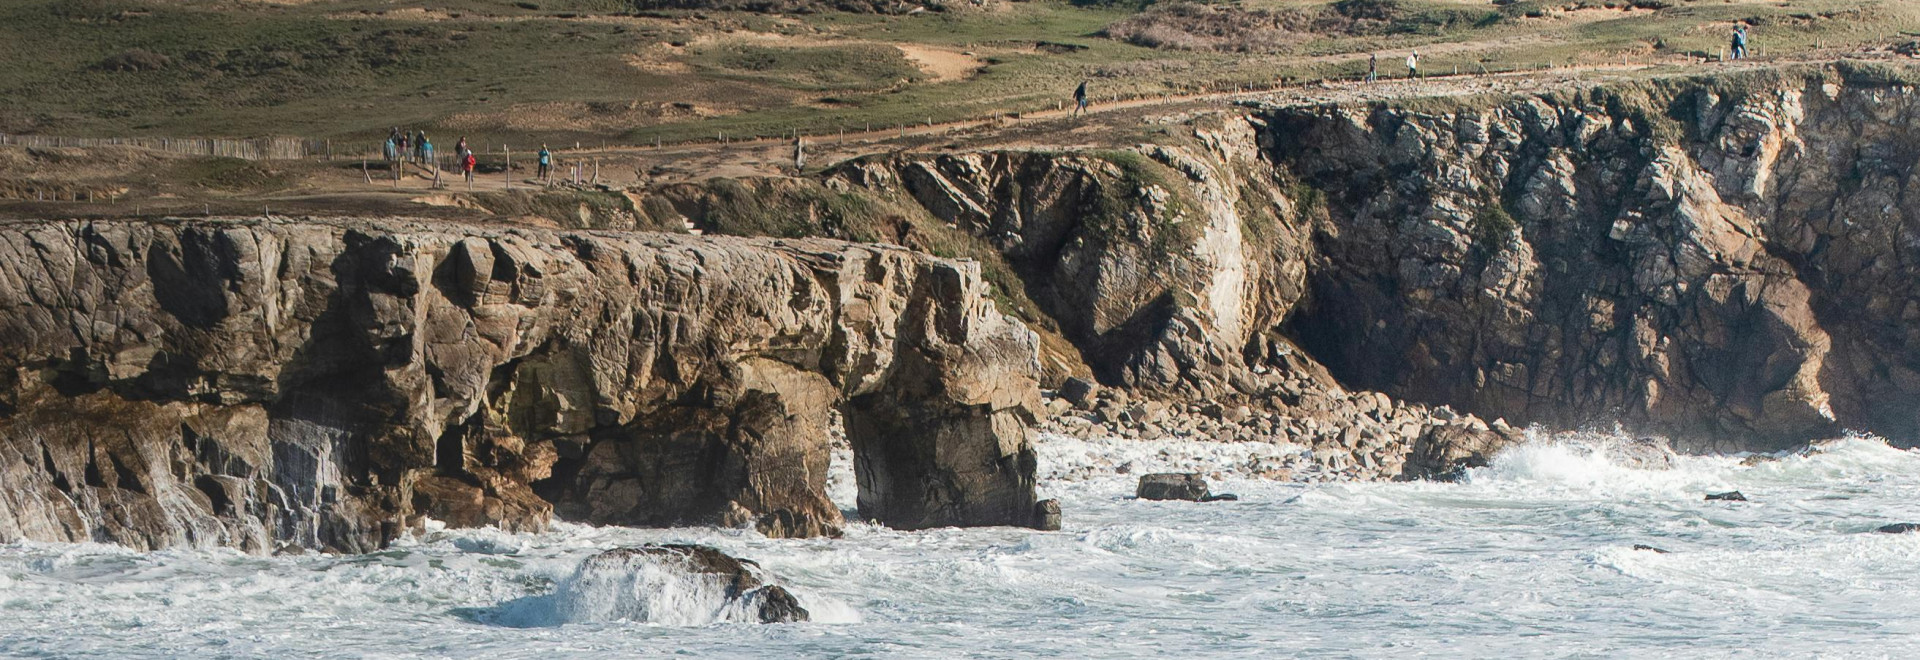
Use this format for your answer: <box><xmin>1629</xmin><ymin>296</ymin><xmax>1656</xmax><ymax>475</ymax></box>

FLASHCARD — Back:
<box><xmin>1264</xmin><ymin>69</ymin><xmax>1920</xmax><ymax>449</ymax></box>
<box><xmin>821</xmin><ymin>116</ymin><xmax>1313</xmax><ymax>400</ymax></box>
<box><xmin>0</xmin><ymin>218</ymin><xmax>1043</xmax><ymax>551</ymax></box>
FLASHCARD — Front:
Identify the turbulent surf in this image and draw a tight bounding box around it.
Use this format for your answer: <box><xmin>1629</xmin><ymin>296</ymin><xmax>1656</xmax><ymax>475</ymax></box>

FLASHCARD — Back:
<box><xmin>3</xmin><ymin>431</ymin><xmax>1917</xmax><ymax>658</ymax></box>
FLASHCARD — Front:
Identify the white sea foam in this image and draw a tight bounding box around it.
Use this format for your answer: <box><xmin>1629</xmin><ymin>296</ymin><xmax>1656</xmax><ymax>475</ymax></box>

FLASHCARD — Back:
<box><xmin>487</xmin><ymin>547</ymin><xmax>824</xmax><ymax>627</ymax></box>
<box><xmin>2</xmin><ymin>431</ymin><xmax>1918</xmax><ymax>658</ymax></box>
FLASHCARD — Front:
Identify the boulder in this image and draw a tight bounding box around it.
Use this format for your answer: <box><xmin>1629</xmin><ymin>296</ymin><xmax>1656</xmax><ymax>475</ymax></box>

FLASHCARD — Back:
<box><xmin>1875</xmin><ymin>523</ymin><xmax>1920</xmax><ymax>534</ymax></box>
<box><xmin>1032</xmin><ymin>499</ymin><xmax>1062</xmax><ymax>531</ymax></box>
<box><xmin>1398</xmin><ymin>422</ymin><xmax>1524</xmax><ymax>481</ymax></box>
<box><xmin>549</xmin><ymin>544</ymin><xmax>809</xmax><ymax>625</ymax></box>
<box><xmin>1631</xmin><ymin>544</ymin><xmax>1670</xmax><ymax>553</ymax></box>
<box><xmin>1704</xmin><ymin>491</ymin><xmax>1747</xmax><ymax>502</ymax></box>
<box><xmin>1059</xmin><ymin>377</ymin><xmax>1100</xmax><ymax>408</ymax></box>
<box><xmin>1136</xmin><ymin>473</ymin><xmax>1211</xmax><ymax>501</ymax></box>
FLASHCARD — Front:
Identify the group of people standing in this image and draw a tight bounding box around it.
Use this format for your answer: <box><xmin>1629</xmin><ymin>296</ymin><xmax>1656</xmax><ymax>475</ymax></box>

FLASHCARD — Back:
<box><xmin>382</xmin><ymin>128</ymin><xmax>484</xmax><ymax>183</ymax></box>
<box><xmin>380</xmin><ymin>128</ymin><xmax>562</xmax><ymax>186</ymax></box>
<box><xmin>384</xmin><ymin>128</ymin><xmax>438</xmax><ymax>165</ymax></box>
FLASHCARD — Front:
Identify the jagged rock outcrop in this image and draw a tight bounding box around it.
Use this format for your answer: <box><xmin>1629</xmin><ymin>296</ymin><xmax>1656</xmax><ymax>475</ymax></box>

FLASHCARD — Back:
<box><xmin>1400</xmin><ymin>421</ymin><xmax>1526</xmax><ymax>481</ymax></box>
<box><xmin>827</xmin><ymin>116</ymin><xmax>1313</xmax><ymax>401</ymax></box>
<box><xmin>557</xmin><ymin>545</ymin><xmax>810</xmax><ymax>625</ymax></box>
<box><xmin>1263</xmin><ymin>66</ymin><xmax>1920</xmax><ymax>449</ymax></box>
<box><xmin>612</xmin><ymin>67</ymin><xmax>1920</xmax><ymax>482</ymax></box>
<box><xmin>0</xmin><ymin>218</ymin><xmax>1045</xmax><ymax>552</ymax></box>
<box><xmin>487</xmin><ymin>543</ymin><xmax>812</xmax><ymax>626</ymax></box>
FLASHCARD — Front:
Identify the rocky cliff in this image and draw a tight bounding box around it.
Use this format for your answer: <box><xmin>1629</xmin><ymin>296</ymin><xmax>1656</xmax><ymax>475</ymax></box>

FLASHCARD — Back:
<box><xmin>0</xmin><ymin>218</ymin><xmax>1046</xmax><ymax>552</ymax></box>
<box><xmin>10</xmin><ymin>67</ymin><xmax>1912</xmax><ymax>555</ymax></box>
<box><xmin>1266</xmin><ymin>65</ymin><xmax>1920</xmax><ymax>450</ymax></box>
<box><xmin>631</xmin><ymin>64</ymin><xmax>1920</xmax><ymax>463</ymax></box>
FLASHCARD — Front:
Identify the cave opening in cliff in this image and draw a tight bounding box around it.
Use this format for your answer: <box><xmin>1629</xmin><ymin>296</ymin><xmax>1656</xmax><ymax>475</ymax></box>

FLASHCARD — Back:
<box><xmin>1281</xmin><ymin>275</ymin><xmax>1396</xmax><ymax>395</ymax></box>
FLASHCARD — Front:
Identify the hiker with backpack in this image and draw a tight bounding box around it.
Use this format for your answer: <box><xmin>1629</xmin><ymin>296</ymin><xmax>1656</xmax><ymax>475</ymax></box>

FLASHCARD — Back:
<box><xmin>1073</xmin><ymin>80</ymin><xmax>1089</xmax><ymax>117</ymax></box>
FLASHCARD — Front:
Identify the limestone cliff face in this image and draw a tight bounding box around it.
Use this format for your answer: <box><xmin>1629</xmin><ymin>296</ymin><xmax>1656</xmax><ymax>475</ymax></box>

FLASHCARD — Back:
<box><xmin>632</xmin><ymin>67</ymin><xmax>1920</xmax><ymax>457</ymax></box>
<box><xmin>0</xmin><ymin>219</ymin><xmax>1044</xmax><ymax>552</ymax></box>
<box><xmin>823</xmin><ymin>116</ymin><xmax>1313</xmax><ymax>401</ymax></box>
<box><xmin>1264</xmin><ymin>68</ymin><xmax>1920</xmax><ymax>449</ymax></box>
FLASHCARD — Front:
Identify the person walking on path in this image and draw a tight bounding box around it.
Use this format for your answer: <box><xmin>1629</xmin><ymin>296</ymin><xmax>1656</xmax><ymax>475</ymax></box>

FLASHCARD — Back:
<box><xmin>1730</xmin><ymin>24</ymin><xmax>1749</xmax><ymax>60</ymax></box>
<box><xmin>1073</xmin><ymin>80</ymin><xmax>1089</xmax><ymax>117</ymax></box>
<box><xmin>397</xmin><ymin>131</ymin><xmax>410</xmax><ymax>164</ymax></box>
<box><xmin>538</xmin><ymin>145</ymin><xmax>553</xmax><ymax>181</ymax></box>
<box><xmin>413</xmin><ymin>130</ymin><xmax>429</xmax><ymax>163</ymax></box>
<box><xmin>1366</xmin><ymin>52</ymin><xmax>1378</xmax><ymax>83</ymax></box>
<box><xmin>455</xmin><ymin>136</ymin><xmax>473</xmax><ymax>183</ymax></box>
<box><xmin>1406</xmin><ymin>50</ymin><xmax>1419</xmax><ymax>79</ymax></box>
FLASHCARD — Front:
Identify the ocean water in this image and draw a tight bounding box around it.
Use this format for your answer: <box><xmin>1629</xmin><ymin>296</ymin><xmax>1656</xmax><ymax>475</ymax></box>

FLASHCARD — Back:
<box><xmin>3</xmin><ymin>432</ymin><xmax>1919</xmax><ymax>659</ymax></box>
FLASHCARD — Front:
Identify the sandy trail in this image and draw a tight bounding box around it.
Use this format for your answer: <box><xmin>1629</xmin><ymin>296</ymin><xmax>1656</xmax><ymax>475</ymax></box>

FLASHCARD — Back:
<box><xmin>279</xmin><ymin>56</ymin><xmax>1837</xmax><ymax>199</ymax></box>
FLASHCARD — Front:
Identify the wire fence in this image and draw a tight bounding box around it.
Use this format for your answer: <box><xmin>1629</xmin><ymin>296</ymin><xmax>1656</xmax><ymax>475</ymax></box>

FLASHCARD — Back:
<box><xmin>0</xmin><ymin>134</ymin><xmax>349</xmax><ymax>160</ymax></box>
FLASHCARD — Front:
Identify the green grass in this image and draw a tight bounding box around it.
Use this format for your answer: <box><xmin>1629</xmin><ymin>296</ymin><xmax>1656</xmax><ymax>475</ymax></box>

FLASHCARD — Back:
<box><xmin>1089</xmin><ymin>149</ymin><xmax>1203</xmax><ymax>260</ymax></box>
<box><xmin>0</xmin><ymin>0</ymin><xmax>1912</xmax><ymax>146</ymax></box>
<box><xmin>1471</xmin><ymin>196</ymin><xmax>1517</xmax><ymax>252</ymax></box>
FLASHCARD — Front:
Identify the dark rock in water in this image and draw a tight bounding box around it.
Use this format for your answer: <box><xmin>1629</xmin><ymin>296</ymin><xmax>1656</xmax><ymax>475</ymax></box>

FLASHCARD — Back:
<box><xmin>1136</xmin><ymin>473</ymin><xmax>1211</xmax><ymax>501</ymax></box>
<box><xmin>1398</xmin><ymin>423</ymin><xmax>1525</xmax><ymax>481</ymax></box>
<box><xmin>1632</xmin><ymin>544</ymin><xmax>1670</xmax><ymax>554</ymax></box>
<box><xmin>751</xmin><ymin>585</ymin><xmax>810</xmax><ymax>625</ymax></box>
<box><xmin>1705</xmin><ymin>491</ymin><xmax>1748</xmax><ymax>502</ymax></box>
<box><xmin>1739</xmin><ymin>454</ymin><xmax>1781</xmax><ymax>467</ymax></box>
<box><xmin>1875</xmin><ymin>523</ymin><xmax>1920</xmax><ymax>534</ymax></box>
<box><xmin>1032</xmin><ymin>499</ymin><xmax>1062</xmax><ymax>531</ymax></box>
<box><xmin>1199</xmin><ymin>493</ymin><xmax>1239</xmax><ymax>502</ymax></box>
<box><xmin>576</xmin><ymin>544</ymin><xmax>811</xmax><ymax>624</ymax></box>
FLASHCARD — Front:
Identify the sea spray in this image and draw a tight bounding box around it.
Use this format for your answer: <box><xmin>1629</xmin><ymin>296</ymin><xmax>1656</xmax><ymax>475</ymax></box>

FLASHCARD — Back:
<box><xmin>2</xmin><ymin>431</ymin><xmax>1919</xmax><ymax>657</ymax></box>
<box><xmin>490</xmin><ymin>545</ymin><xmax>817</xmax><ymax>627</ymax></box>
